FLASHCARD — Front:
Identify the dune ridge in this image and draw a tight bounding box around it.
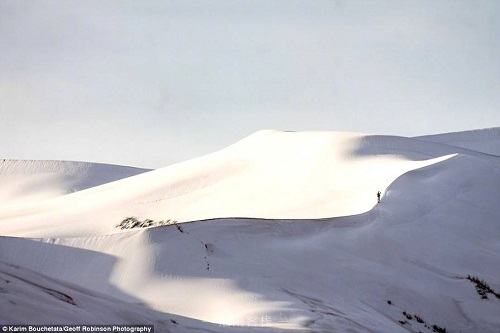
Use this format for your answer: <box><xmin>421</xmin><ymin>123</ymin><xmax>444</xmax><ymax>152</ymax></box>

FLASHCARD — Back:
<box><xmin>1</xmin><ymin>128</ymin><xmax>499</xmax><ymax>332</ymax></box>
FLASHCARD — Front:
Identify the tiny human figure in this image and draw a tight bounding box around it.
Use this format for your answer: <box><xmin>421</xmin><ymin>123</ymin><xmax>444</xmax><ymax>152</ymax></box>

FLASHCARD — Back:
<box><xmin>377</xmin><ymin>191</ymin><xmax>381</xmax><ymax>203</ymax></box>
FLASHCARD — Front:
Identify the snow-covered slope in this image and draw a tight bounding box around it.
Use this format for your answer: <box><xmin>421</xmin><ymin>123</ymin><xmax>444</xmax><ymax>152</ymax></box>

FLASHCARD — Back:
<box><xmin>0</xmin><ymin>159</ymin><xmax>149</xmax><ymax>208</ymax></box>
<box><xmin>416</xmin><ymin>127</ymin><xmax>500</xmax><ymax>156</ymax></box>
<box><xmin>0</xmin><ymin>260</ymin><xmax>248</xmax><ymax>333</ymax></box>
<box><xmin>0</xmin><ymin>131</ymin><xmax>453</xmax><ymax>238</ymax></box>
<box><xmin>1</xmin><ymin>129</ymin><xmax>499</xmax><ymax>332</ymax></box>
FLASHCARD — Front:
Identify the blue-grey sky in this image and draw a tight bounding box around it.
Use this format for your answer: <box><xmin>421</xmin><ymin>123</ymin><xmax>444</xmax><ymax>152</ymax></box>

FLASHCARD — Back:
<box><xmin>1</xmin><ymin>0</ymin><xmax>499</xmax><ymax>168</ymax></box>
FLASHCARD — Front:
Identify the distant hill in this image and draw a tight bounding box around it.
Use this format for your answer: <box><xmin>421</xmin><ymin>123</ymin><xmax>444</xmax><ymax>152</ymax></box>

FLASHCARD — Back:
<box><xmin>0</xmin><ymin>159</ymin><xmax>150</xmax><ymax>208</ymax></box>
<box><xmin>416</xmin><ymin>127</ymin><xmax>500</xmax><ymax>156</ymax></box>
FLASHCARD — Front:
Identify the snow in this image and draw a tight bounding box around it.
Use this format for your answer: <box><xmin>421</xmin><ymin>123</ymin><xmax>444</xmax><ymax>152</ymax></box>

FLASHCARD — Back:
<box><xmin>416</xmin><ymin>127</ymin><xmax>500</xmax><ymax>157</ymax></box>
<box><xmin>1</xmin><ymin>128</ymin><xmax>499</xmax><ymax>332</ymax></box>
<box><xmin>0</xmin><ymin>159</ymin><xmax>149</xmax><ymax>208</ymax></box>
<box><xmin>0</xmin><ymin>131</ymin><xmax>452</xmax><ymax>238</ymax></box>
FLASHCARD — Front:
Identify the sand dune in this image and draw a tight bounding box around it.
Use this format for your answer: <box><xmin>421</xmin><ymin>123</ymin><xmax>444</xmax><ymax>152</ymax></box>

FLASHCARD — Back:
<box><xmin>1</xmin><ymin>128</ymin><xmax>499</xmax><ymax>332</ymax></box>
<box><xmin>1</xmin><ymin>131</ymin><xmax>453</xmax><ymax>238</ymax></box>
<box><xmin>0</xmin><ymin>159</ymin><xmax>149</xmax><ymax>208</ymax></box>
<box><xmin>416</xmin><ymin>127</ymin><xmax>500</xmax><ymax>156</ymax></box>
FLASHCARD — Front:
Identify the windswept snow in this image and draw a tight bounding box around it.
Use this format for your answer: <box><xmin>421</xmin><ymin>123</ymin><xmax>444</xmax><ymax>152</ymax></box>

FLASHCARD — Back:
<box><xmin>416</xmin><ymin>127</ymin><xmax>500</xmax><ymax>156</ymax></box>
<box><xmin>1</xmin><ymin>128</ymin><xmax>499</xmax><ymax>332</ymax></box>
<box><xmin>0</xmin><ymin>131</ymin><xmax>452</xmax><ymax>238</ymax></box>
<box><xmin>0</xmin><ymin>260</ymin><xmax>244</xmax><ymax>332</ymax></box>
<box><xmin>0</xmin><ymin>159</ymin><xmax>149</xmax><ymax>208</ymax></box>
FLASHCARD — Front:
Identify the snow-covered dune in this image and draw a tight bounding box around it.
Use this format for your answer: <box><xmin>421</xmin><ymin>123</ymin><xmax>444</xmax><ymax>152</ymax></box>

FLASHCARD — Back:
<box><xmin>1</xmin><ymin>129</ymin><xmax>499</xmax><ymax>332</ymax></box>
<box><xmin>0</xmin><ymin>131</ymin><xmax>453</xmax><ymax>238</ymax></box>
<box><xmin>0</xmin><ymin>159</ymin><xmax>150</xmax><ymax>208</ymax></box>
<box><xmin>0</xmin><ymin>260</ymin><xmax>241</xmax><ymax>332</ymax></box>
<box><xmin>416</xmin><ymin>127</ymin><xmax>500</xmax><ymax>156</ymax></box>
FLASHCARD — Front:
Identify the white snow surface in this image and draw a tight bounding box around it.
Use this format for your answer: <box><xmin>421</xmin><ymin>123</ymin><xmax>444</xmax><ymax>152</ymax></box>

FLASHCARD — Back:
<box><xmin>0</xmin><ymin>159</ymin><xmax>149</xmax><ymax>208</ymax></box>
<box><xmin>416</xmin><ymin>127</ymin><xmax>500</xmax><ymax>156</ymax></box>
<box><xmin>1</xmin><ymin>129</ymin><xmax>499</xmax><ymax>333</ymax></box>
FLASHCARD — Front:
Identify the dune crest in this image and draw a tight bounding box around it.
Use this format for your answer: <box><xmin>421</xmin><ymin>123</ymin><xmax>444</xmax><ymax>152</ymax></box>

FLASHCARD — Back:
<box><xmin>1</xmin><ymin>129</ymin><xmax>499</xmax><ymax>332</ymax></box>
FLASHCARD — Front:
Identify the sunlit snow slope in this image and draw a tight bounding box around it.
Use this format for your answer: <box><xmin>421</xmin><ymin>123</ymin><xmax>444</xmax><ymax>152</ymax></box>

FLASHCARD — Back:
<box><xmin>1</xmin><ymin>128</ymin><xmax>499</xmax><ymax>333</ymax></box>
<box><xmin>1</xmin><ymin>131</ymin><xmax>453</xmax><ymax>237</ymax></box>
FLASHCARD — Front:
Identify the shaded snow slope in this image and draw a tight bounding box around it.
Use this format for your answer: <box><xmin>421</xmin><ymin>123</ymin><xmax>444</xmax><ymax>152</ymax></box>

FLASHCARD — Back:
<box><xmin>0</xmin><ymin>159</ymin><xmax>150</xmax><ymax>208</ymax></box>
<box><xmin>0</xmin><ymin>260</ymin><xmax>269</xmax><ymax>333</ymax></box>
<box><xmin>0</xmin><ymin>260</ymin><xmax>175</xmax><ymax>327</ymax></box>
<box><xmin>0</xmin><ymin>131</ymin><xmax>453</xmax><ymax>238</ymax></box>
<box><xmin>416</xmin><ymin>127</ymin><xmax>500</xmax><ymax>156</ymax></box>
<box><xmin>1</xmin><ymin>130</ymin><xmax>499</xmax><ymax>332</ymax></box>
